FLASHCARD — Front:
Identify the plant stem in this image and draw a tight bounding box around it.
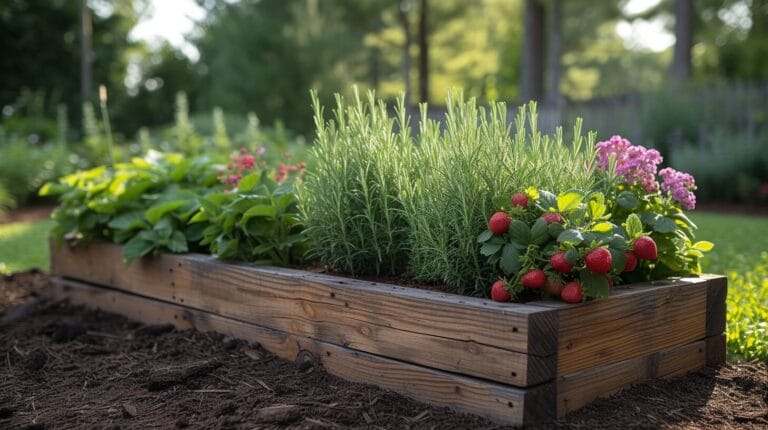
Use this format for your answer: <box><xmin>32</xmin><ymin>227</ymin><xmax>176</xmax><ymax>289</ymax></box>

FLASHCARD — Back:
<box><xmin>99</xmin><ymin>85</ymin><xmax>115</xmax><ymax>166</ymax></box>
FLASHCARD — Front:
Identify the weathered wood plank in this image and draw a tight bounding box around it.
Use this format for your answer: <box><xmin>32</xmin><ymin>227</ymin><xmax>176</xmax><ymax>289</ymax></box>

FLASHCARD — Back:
<box><xmin>705</xmin><ymin>334</ymin><xmax>727</xmax><ymax>367</ymax></box>
<box><xmin>50</xmin><ymin>242</ymin><xmax>557</xmax><ymax>387</ymax></box>
<box><xmin>549</xmin><ymin>278</ymin><xmax>708</xmax><ymax>375</ymax></box>
<box><xmin>556</xmin><ymin>339</ymin><xmax>707</xmax><ymax>417</ymax></box>
<box><xmin>49</xmin><ymin>277</ymin><xmax>552</xmax><ymax>425</ymax></box>
<box><xmin>704</xmin><ymin>274</ymin><xmax>727</xmax><ymax>338</ymax></box>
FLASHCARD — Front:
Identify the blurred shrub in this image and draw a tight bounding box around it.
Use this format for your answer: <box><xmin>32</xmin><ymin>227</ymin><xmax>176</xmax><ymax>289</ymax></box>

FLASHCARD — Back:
<box><xmin>670</xmin><ymin>132</ymin><xmax>768</xmax><ymax>204</ymax></box>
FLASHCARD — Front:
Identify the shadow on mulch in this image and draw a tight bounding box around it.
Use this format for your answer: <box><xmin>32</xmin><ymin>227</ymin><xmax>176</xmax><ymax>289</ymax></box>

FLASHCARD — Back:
<box><xmin>1</xmin><ymin>272</ymin><xmax>766</xmax><ymax>430</ymax></box>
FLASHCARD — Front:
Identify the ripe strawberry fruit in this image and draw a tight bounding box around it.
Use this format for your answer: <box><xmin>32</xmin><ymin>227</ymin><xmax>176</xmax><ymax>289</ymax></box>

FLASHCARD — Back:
<box><xmin>488</xmin><ymin>211</ymin><xmax>511</xmax><ymax>235</ymax></box>
<box><xmin>561</xmin><ymin>281</ymin><xmax>583</xmax><ymax>303</ymax></box>
<box><xmin>624</xmin><ymin>252</ymin><xmax>638</xmax><ymax>272</ymax></box>
<box><xmin>550</xmin><ymin>251</ymin><xmax>574</xmax><ymax>273</ymax></box>
<box><xmin>543</xmin><ymin>278</ymin><xmax>563</xmax><ymax>296</ymax></box>
<box><xmin>490</xmin><ymin>280</ymin><xmax>511</xmax><ymax>302</ymax></box>
<box><xmin>521</xmin><ymin>269</ymin><xmax>547</xmax><ymax>289</ymax></box>
<box><xmin>541</xmin><ymin>212</ymin><xmax>562</xmax><ymax>225</ymax></box>
<box><xmin>585</xmin><ymin>247</ymin><xmax>612</xmax><ymax>274</ymax></box>
<box><xmin>633</xmin><ymin>236</ymin><xmax>658</xmax><ymax>260</ymax></box>
<box><xmin>511</xmin><ymin>193</ymin><xmax>528</xmax><ymax>208</ymax></box>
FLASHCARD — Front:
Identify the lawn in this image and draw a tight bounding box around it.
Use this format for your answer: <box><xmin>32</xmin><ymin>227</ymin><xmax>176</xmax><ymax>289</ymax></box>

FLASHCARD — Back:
<box><xmin>0</xmin><ymin>212</ymin><xmax>766</xmax><ymax>360</ymax></box>
<box><xmin>0</xmin><ymin>219</ymin><xmax>54</xmax><ymax>274</ymax></box>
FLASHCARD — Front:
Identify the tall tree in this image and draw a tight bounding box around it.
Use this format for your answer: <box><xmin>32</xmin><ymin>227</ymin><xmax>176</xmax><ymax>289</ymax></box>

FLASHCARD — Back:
<box><xmin>398</xmin><ymin>1</ymin><xmax>413</xmax><ymax>106</ymax></box>
<box><xmin>671</xmin><ymin>0</ymin><xmax>693</xmax><ymax>81</ymax></box>
<box><xmin>80</xmin><ymin>0</ymin><xmax>93</xmax><ymax>104</ymax></box>
<box><xmin>546</xmin><ymin>0</ymin><xmax>562</xmax><ymax>108</ymax></box>
<box><xmin>520</xmin><ymin>0</ymin><xmax>544</xmax><ymax>102</ymax></box>
<box><xmin>417</xmin><ymin>0</ymin><xmax>429</xmax><ymax>103</ymax></box>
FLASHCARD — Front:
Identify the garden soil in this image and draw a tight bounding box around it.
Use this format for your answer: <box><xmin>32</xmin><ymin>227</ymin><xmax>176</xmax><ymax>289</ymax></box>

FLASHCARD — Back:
<box><xmin>1</xmin><ymin>272</ymin><xmax>766</xmax><ymax>430</ymax></box>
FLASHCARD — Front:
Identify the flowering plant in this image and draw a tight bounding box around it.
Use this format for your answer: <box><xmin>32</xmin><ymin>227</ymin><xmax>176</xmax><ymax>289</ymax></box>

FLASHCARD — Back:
<box><xmin>478</xmin><ymin>136</ymin><xmax>713</xmax><ymax>303</ymax></box>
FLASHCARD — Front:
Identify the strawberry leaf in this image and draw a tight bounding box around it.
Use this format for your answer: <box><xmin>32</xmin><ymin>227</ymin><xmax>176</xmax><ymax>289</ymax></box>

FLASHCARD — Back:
<box><xmin>500</xmin><ymin>244</ymin><xmax>522</xmax><ymax>275</ymax></box>
<box><xmin>530</xmin><ymin>218</ymin><xmax>550</xmax><ymax>245</ymax></box>
<box><xmin>692</xmin><ymin>241</ymin><xmax>714</xmax><ymax>252</ymax></box>
<box><xmin>557</xmin><ymin>229</ymin><xmax>583</xmax><ymax>244</ymax></box>
<box><xmin>477</xmin><ymin>229</ymin><xmax>493</xmax><ymax>243</ymax></box>
<box><xmin>508</xmin><ymin>220</ymin><xmax>531</xmax><ymax>245</ymax></box>
<box><xmin>480</xmin><ymin>242</ymin><xmax>503</xmax><ymax>256</ymax></box>
<box><xmin>609</xmin><ymin>248</ymin><xmax>627</xmax><ymax>272</ymax></box>
<box><xmin>616</xmin><ymin>191</ymin><xmax>640</xmax><ymax>210</ymax></box>
<box><xmin>625</xmin><ymin>213</ymin><xmax>643</xmax><ymax>239</ymax></box>
<box><xmin>580</xmin><ymin>269</ymin><xmax>610</xmax><ymax>299</ymax></box>
<box><xmin>557</xmin><ymin>191</ymin><xmax>583</xmax><ymax>213</ymax></box>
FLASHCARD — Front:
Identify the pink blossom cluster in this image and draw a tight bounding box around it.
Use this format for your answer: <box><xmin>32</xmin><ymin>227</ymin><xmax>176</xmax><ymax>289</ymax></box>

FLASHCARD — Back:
<box><xmin>659</xmin><ymin>167</ymin><xmax>697</xmax><ymax>210</ymax></box>
<box><xmin>596</xmin><ymin>135</ymin><xmax>663</xmax><ymax>192</ymax></box>
<box><xmin>219</xmin><ymin>147</ymin><xmax>262</xmax><ymax>189</ymax></box>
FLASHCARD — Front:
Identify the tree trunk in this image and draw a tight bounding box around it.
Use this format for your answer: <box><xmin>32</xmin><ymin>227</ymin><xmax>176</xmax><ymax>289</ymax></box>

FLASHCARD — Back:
<box><xmin>546</xmin><ymin>0</ymin><xmax>563</xmax><ymax>125</ymax></box>
<box><xmin>80</xmin><ymin>0</ymin><xmax>93</xmax><ymax>104</ymax></box>
<box><xmin>521</xmin><ymin>0</ymin><xmax>544</xmax><ymax>103</ymax></box>
<box><xmin>417</xmin><ymin>0</ymin><xmax>429</xmax><ymax>103</ymax></box>
<box><xmin>671</xmin><ymin>0</ymin><xmax>693</xmax><ymax>81</ymax></box>
<box><xmin>398</xmin><ymin>1</ymin><xmax>412</xmax><ymax>107</ymax></box>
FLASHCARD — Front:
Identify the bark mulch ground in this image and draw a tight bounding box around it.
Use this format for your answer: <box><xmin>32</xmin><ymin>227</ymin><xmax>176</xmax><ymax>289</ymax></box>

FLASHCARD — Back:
<box><xmin>1</xmin><ymin>272</ymin><xmax>766</xmax><ymax>429</ymax></box>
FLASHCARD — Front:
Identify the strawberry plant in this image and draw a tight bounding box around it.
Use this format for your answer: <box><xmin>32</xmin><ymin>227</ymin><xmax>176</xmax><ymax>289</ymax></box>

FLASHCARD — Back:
<box><xmin>479</xmin><ymin>136</ymin><xmax>714</xmax><ymax>303</ymax></box>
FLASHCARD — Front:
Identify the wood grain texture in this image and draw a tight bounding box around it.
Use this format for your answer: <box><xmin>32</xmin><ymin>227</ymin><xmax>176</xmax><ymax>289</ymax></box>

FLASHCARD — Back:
<box><xmin>49</xmin><ymin>277</ymin><xmax>552</xmax><ymax>425</ymax></box>
<box><xmin>705</xmin><ymin>334</ymin><xmax>727</xmax><ymax>367</ymax></box>
<box><xmin>548</xmin><ymin>277</ymin><xmax>709</xmax><ymax>375</ymax></box>
<box><xmin>50</xmin><ymin>242</ymin><xmax>557</xmax><ymax>387</ymax></box>
<box><xmin>557</xmin><ymin>339</ymin><xmax>707</xmax><ymax>416</ymax></box>
<box><xmin>704</xmin><ymin>274</ymin><xmax>727</xmax><ymax>337</ymax></box>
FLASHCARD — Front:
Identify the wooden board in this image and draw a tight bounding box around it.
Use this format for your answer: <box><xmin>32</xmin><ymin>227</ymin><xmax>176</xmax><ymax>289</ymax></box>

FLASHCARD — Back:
<box><xmin>556</xmin><ymin>338</ymin><xmax>708</xmax><ymax>416</ymax></box>
<box><xmin>49</xmin><ymin>277</ymin><xmax>554</xmax><ymax>425</ymax></box>
<box><xmin>50</xmin><ymin>242</ymin><xmax>558</xmax><ymax>387</ymax></box>
<box><xmin>542</xmin><ymin>278</ymin><xmax>710</xmax><ymax>375</ymax></box>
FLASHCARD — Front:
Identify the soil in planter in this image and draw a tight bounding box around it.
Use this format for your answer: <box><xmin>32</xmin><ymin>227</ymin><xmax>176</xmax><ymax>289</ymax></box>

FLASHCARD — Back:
<box><xmin>1</xmin><ymin>272</ymin><xmax>767</xmax><ymax>430</ymax></box>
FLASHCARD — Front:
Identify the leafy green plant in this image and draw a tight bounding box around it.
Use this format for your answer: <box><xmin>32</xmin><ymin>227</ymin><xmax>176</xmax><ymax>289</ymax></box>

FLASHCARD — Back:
<box><xmin>195</xmin><ymin>173</ymin><xmax>307</xmax><ymax>266</ymax></box>
<box><xmin>41</xmin><ymin>151</ymin><xmax>221</xmax><ymax>261</ymax></box>
<box><xmin>726</xmin><ymin>254</ymin><xmax>768</xmax><ymax>361</ymax></box>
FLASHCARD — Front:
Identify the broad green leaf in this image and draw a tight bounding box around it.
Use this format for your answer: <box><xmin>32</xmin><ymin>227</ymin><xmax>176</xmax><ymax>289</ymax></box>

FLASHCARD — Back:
<box><xmin>123</xmin><ymin>236</ymin><xmax>155</xmax><ymax>262</ymax></box>
<box><xmin>500</xmin><ymin>244</ymin><xmax>522</xmax><ymax>275</ymax></box>
<box><xmin>477</xmin><ymin>230</ymin><xmax>493</xmax><ymax>243</ymax></box>
<box><xmin>692</xmin><ymin>241</ymin><xmax>714</xmax><ymax>252</ymax></box>
<box><xmin>557</xmin><ymin>229</ymin><xmax>583</xmax><ymax>244</ymax></box>
<box><xmin>591</xmin><ymin>222</ymin><xmax>614</xmax><ymax>233</ymax></box>
<box><xmin>237</xmin><ymin>172</ymin><xmax>262</xmax><ymax>192</ymax></box>
<box><xmin>530</xmin><ymin>218</ymin><xmax>550</xmax><ymax>246</ymax></box>
<box><xmin>557</xmin><ymin>191</ymin><xmax>583</xmax><ymax>213</ymax></box>
<box><xmin>537</xmin><ymin>190</ymin><xmax>558</xmax><ymax>211</ymax></box>
<box><xmin>108</xmin><ymin>210</ymin><xmax>148</xmax><ymax>231</ymax></box>
<box><xmin>616</xmin><ymin>191</ymin><xmax>640</xmax><ymax>210</ymax></box>
<box><xmin>508</xmin><ymin>220</ymin><xmax>531</xmax><ymax>246</ymax></box>
<box><xmin>167</xmin><ymin>231</ymin><xmax>188</xmax><ymax>253</ymax></box>
<box><xmin>145</xmin><ymin>200</ymin><xmax>187</xmax><ymax>224</ymax></box>
<box><xmin>480</xmin><ymin>242</ymin><xmax>503</xmax><ymax>256</ymax></box>
<box><xmin>580</xmin><ymin>270</ymin><xmax>610</xmax><ymax>299</ymax></box>
<box><xmin>548</xmin><ymin>222</ymin><xmax>564</xmax><ymax>238</ymax></box>
<box><xmin>588</xmin><ymin>193</ymin><xmax>607</xmax><ymax>220</ymax></box>
<box><xmin>565</xmin><ymin>248</ymin><xmax>580</xmax><ymax>265</ymax></box>
<box><xmin>653</xmin><ymin>217</ymin><xmax>677</xmax><ymax>233</ymax></box>
<box><xmin>625</xmin><ymin>214</ymin><xmax>643</xmax><ymax>239</ymax></box>
<box><xmin>241</xmin><ymin>204</ymin><xmax>278</xmax><ymax>222</ymax></box>
<box><xmin>609</xmin><ymin>248</ymin><xmax>627</xmax><ymax>272</ymax></box>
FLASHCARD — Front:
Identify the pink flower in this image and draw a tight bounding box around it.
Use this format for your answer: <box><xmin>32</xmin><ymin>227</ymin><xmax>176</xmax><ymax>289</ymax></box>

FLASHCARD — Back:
<box><xmin>596</xmin><ymin>135</ymin><xmax>662</xmax><ymax>192</ymax></box>
<box><xmin>659</xmin><ymin>167</ymin><xmax>697</xmax><ymax>210</ymax></box>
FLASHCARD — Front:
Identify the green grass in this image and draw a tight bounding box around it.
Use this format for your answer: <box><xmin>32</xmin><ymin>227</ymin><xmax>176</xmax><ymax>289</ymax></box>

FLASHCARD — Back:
<box><xmin>0</xmin><ymin>219</ymin><xmax>54</xmax><ymax>274</ymax></box>
<box><xmin>692</xmin><ymin>212</ymin><xmax>768</xmax><ymax>361</ymax></box>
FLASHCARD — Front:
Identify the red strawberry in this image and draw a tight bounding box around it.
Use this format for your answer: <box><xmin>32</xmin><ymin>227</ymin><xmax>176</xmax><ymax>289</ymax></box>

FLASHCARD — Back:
<box><xmin>550</xmin><ymin>251</ymin><xmax>574</xmax><ymax>273</ymax></box>
<box><xmin>543</xmin><ymin>278</ymin><xmax>563</xmax><ymax>296</ymax></box>
<box><xmin>490</xmin><ymin>280</ymin><xmax>511</xmax><ymax>302</ymax></box>
<box><xmin>521</xmin><ymin>269</ymin><xmax>547</xmax><ymax>289</ymax></box>
<box><xmin>585</xmin><ymin>247</ymin><xmax>612</xmax><ymax>274</ymax></box>
<box><xmin>624</xmin><ymin>252</ymin><xmax>638</xmax><ymax>272</ymax></box>
<box><xmin>633</xmin><ymin>236</ymin><xmax>658</xmax><ymax>260</ymax></box>
<box><xmin>511</xmin><ymin>193</ymin><xmax>528</xmax><ymax>208</ymax></box>
<box><xmin>488</xmin><ymin>212</ymin><xmax>511</xmax><ymax>235</ymax></box>
<box><xmin>561</xmin><ymin>281</ymin><xmax>583</xmax><ymax>303</ymax></box>
<box><xmin>541</xmin><ymin>212</ymin><xmax>563</xmax><ymax>225</ymax></box>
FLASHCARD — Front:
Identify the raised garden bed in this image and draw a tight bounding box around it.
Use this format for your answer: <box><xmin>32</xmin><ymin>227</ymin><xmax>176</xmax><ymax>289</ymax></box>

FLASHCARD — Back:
<box><xmin>49</xmin><ymin>241</ymin><xmax>727</xmax><ymax>426</ymax></box>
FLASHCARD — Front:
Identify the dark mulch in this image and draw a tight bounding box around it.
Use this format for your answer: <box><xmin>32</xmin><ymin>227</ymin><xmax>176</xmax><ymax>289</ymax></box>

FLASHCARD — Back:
<box><xmin>1</xmin><ymin>272</ymin><xmax>766</xmax><ymax>429</ymax></box>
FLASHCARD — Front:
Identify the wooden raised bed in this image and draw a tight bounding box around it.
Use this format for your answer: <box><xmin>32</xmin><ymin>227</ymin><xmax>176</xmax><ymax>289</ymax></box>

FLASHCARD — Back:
<box><xmin>48</xmin><ymin>241</ymin><xmax>726</xmax><ymax>426</ymax></box>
